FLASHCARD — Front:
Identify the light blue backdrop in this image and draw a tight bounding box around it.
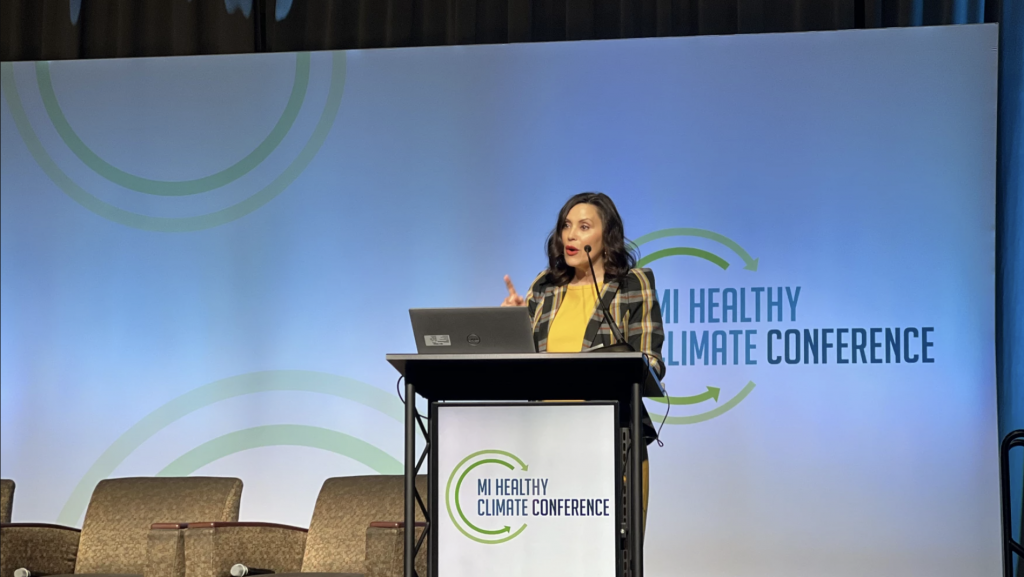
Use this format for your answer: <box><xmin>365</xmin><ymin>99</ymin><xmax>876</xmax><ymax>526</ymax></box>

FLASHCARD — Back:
<box><xmin>0</xmin><ymin>25</ymin><xmax>999</xmax><ymax>576</ymax></box>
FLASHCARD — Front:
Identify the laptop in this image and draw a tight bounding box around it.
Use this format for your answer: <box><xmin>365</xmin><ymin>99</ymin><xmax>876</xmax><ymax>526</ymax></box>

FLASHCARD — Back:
<box><xmin>410</xmin><ymin>307</ymin><xmax>536</xmax><ymax>354</ymax></box>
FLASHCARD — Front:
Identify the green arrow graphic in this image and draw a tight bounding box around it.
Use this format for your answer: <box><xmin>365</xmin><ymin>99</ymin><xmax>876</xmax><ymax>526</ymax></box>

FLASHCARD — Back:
<box><xmin>649</xmin><ymin>386</ymin><xmax>720</xmax><ymax>405</ymax></box>
<box><xmin>649</xmin><ymin>381</ymin><xmax>757</xmax><ymax>425</ymax></box>
<box><xmin>455</xmin><ymin>459</ymin><xmax>514</xmax><ymax>535</ymax></box>
<box><xmin>634</xmin><ymin>228</ymin><xmax>758</xmax><ymax>271</ymax></box>
<box><xmin>636</xmin><ymin>247</ymin><xmax>729</xmax><ymax>270</ymax></box>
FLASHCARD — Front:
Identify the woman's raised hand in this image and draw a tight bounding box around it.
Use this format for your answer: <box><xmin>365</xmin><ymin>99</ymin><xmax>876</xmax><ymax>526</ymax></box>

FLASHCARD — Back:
<box><xmin>501</xmin><ymin>275</ymin><xmax>526</xmax><ymax>307</ymax></box>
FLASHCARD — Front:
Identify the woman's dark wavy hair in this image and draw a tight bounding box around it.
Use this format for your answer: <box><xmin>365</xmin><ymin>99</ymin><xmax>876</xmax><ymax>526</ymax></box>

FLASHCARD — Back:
<box><xmin>545</xmin><ymin>192</ymin><xmax>638</xmax><ymax>286</ymax></box>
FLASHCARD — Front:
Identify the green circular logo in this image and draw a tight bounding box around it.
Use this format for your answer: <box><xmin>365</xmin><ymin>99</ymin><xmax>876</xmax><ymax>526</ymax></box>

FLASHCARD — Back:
<box><xmin>0</xmin><ymin>52</ymin><xmax>347</xmax><ymax>232</ymax></box>
<box><xmin>635</xmin><ymin>227</ymin><xmax>760</xmax><ymax>425</ymax></box>
<box><xmin>445</xmin><ymin>450</ymin><xmax>529</xmax><ymax>544</ymax></box>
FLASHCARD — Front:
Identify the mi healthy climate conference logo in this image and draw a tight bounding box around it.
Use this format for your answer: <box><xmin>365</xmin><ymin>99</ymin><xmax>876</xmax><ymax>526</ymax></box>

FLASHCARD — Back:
<box><xmin>446</xmin><ymin>450</ymin><xmax>612</xmax><ymax>544</ymax></box>
<box><xmin>637</xmin><ymin>227</ymin><xmax>938</xmax><ymax>426</ymax></box>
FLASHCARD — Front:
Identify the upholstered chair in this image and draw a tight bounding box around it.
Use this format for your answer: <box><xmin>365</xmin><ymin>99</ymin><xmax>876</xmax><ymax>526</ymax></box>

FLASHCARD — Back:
<box><xmin>0</xmin><ymin>477</ymin><xmax>243</xmax><ymax>577</ymax></box>
<box><xmin>183</xmin><ymin>475</ymin><xmax>426</xmax><ymax>577</ymax></box>
<box><xmin>0</xmin><ymin>479</ymin><xmax>14</xmax><ymax>524</ymax></box>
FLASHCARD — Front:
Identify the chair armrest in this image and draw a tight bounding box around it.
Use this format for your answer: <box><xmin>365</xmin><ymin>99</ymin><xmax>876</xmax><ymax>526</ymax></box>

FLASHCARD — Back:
<box><xmin>184</xmin><ymin>522</ymin><xmax>307</xmax><ymax>577</ymax></box>
<box><xmin>147</xmin><ymin>523</ymin><xmax>191</xmax><ymax>577</ymax></box>
<box><xmin>364</xmin><ymin>522</ymin><xmax>427</xmax><ymax>577</ymax></box>
<box><xmin>0</xmin><ymin>523</ymin><xmax>80</xmax><ymax>577</ymax></box>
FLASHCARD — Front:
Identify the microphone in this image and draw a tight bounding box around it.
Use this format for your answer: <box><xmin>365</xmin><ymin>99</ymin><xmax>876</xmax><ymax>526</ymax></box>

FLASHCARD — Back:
<box><xmin>584</xmin><ymin>245</ymin><xmax>633</xmax><ymax>352</ymax></box>
<box><xmin>230</xmin><ymin>565</ymin><xmax>274</xmax><ymax>577</ymax></box>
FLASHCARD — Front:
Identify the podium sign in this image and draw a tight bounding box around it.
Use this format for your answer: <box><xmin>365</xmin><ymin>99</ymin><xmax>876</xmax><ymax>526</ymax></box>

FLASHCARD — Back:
<box><xmin>434</xmin><ymin>402</ymin><xmax>620</xmax><ymax>577</ymax></box>
<box><xmin>389</xmin><ymin>353</ymin><xmax>659</xmax><ymax>577</ymax></box>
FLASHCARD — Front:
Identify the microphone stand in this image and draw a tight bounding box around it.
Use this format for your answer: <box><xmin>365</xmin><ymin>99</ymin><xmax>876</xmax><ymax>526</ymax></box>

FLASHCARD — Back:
<box><xmin>584</xmin><ymin>245</ymin><xmax>633</xmax><ymax>353</ymax></box>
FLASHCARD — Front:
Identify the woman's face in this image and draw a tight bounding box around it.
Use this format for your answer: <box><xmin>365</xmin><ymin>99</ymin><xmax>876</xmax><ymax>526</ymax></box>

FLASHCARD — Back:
<box><xmin>561</xmin><ymin>203</ymin><xmax>605</xmax><ymax>270</ymax></box>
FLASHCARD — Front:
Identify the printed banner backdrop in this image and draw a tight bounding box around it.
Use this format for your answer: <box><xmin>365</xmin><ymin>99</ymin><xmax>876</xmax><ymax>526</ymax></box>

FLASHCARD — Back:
<box><xmin>0</xmin><ymin>24</ymin><xmax>999</xmax><ymax>576</ymax></box>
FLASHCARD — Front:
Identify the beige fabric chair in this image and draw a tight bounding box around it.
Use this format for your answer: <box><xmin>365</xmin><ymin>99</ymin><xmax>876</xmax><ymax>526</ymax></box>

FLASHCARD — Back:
<box><xmin>0</xmin><ymin>477</ymin><xmax>243</xmax><ymax>577</ymax></box>
<box><xmin>0</xmin><ymin>479</ymin><xmax>14</xmax><ymax>523</ymax></box>
<box><xmin>184</xmin><ymin>475</ymin><xmax>426</xmax><ymax>577</ymax></box>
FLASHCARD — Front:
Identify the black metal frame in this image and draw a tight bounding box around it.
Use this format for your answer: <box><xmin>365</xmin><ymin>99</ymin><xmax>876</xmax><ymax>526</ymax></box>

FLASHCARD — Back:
<box><xmin>404</xmin><ymin>385</ymin><xmax>646</xmax><ymax>577</ymax></box>
<box><xmin>429</xmin><ymin>399</ymin><xmax>437</xmax><ymax>577</ymax></box>
<box><xmin>404</xmin><ymin>381</ymin><xmax>431</xmax><ymax>577</ymax></box>
<box><xmin>1001</xmin><ymin>429</ymin><xmax>1024</xmax><ymax>577</ymax></box>
<box><xmin>629</xmin><ymin>381</ymin><xmax>644</xmax><ymax>576</ymax></box>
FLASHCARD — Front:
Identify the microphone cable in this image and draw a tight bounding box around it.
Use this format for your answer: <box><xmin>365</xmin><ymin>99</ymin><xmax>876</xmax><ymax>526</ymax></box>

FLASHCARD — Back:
<box><xmin>582</xmin><ymin>247</ymin><xmax>666</xmax><ymax>447</ymax></box>
<box><xmin>641</xmin><ymin>350</ymin><xmax>669</xmax><ymax>448</ymax></box>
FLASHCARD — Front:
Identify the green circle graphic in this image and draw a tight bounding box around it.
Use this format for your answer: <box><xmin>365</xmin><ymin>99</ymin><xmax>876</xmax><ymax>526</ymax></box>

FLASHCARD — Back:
<box><xmin>35</xmin><ymin>52</ymin><xmax>311</xmax><ymax>196</ymax></box>
<box><xmin>157</xmin><ymin>424</ymin><xmax>402</xmax><ymax>476</ymax></box>
<box><xmin>56</xmin><ymin>370</ymin><xmax>401</xmax><ymax>526</ymax></box>
<box><xmin>634</xmin><ymin>228</ymin><xmax>760</xmax><ymax>425</ymax></box>
<box><xmin>1</xmin><ymin>51</ymin><xmax>346</xmax><ymax>232</ymax></box>
<box><xmin>445</xmin><ymin>450</ymin><xmax>529</xmax><ymax>544</ymax></box>
<box><xmin>633</xmin><ymin>227</ymin><xmax>759</xmax><ymax>271</ymax></box>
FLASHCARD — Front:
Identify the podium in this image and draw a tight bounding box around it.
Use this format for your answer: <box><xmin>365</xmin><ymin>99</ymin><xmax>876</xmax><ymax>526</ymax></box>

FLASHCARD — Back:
<box><xmin>386</xmin><ymin>352</ymin><xmax>665</xmax><ymax>577</ymax></box>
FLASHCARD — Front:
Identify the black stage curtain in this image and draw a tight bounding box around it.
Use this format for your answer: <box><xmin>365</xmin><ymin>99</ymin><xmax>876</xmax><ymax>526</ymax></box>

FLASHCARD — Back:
<box><xmin>0</xmin><ymin>0</ymin><xmax>1002</xmax><ymax>61</ymax></box>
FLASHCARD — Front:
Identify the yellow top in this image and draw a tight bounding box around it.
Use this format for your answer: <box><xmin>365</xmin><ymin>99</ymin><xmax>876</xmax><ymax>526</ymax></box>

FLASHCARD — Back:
<box><xmin>547</xmin><ymin>283</ymin><xmax>602</xmax><ymax>352</ymax></box>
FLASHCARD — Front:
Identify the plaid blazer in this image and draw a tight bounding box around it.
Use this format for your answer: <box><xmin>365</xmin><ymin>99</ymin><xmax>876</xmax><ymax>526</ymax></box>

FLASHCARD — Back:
<box><xmin>525</xmin><ymin>267</ymin><xmax>666</xmax><ymax>379</ymax></box>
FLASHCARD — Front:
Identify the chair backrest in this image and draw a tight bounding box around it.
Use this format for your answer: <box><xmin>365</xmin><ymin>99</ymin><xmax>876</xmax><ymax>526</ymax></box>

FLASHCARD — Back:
<box><xmin>75</xmin><ymin>476</ymin><xmax>243</xmax><ymax>575</ymax></box>
<box><xmin>301</xmin><ymin>475</ymin><xmax>427</xmax><ymax>574</ymax></box>
<box><xmin>0</xmin><ymin>479</ymin><xmax>14</xmax><ymax>523</ymax></box>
